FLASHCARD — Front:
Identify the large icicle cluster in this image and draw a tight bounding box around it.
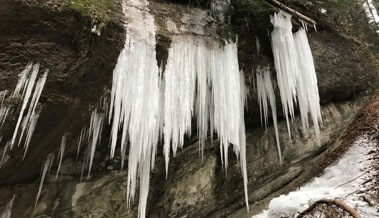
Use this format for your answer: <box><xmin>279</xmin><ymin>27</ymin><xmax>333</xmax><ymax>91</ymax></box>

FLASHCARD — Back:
<box><xmin>0</xmin><ymin>63</ymin><xmax>48</xmax><ymax>166</ymax></box>
<box><xmin>108</xmin><ymin>0</ymin><xmax>160</xmax><ymax>217</ymax></box>
<box><xmin>163</xmin><ymin>36</ymin><xmax>249</xmax><ymax>209</ymax></box>
<box><xmin>9</xmin><ymin>63</ymin><xmax>48</xmax><ymax>154</ymax></box>
<box><xmin>270</xmin><ymin>11</ymin><xmax>322</xmax><ymax>144</ymax></box>
<box><xmin>106</xmin><ymin>0</ymin><xmax>249</xmax><ymax>215</ymax></box>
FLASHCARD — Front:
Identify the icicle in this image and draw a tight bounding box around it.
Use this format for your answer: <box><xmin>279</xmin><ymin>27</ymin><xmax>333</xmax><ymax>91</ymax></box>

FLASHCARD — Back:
<box><xmin>10</xmin><ymin>64</ymin><xmax>47</xmax><ymax>150</ymax></box>
<box><xmin>76</xmin><ymin>128</ymin><xmax>85</xmax><ymax>160</ymax></box>
<box><xmin>363</xmin><ymin>0</ymin><xmax>379</xmax><ymax>24</ymax></box>
<box><xmin>163</xmin><ymin>37</ymin><xmax>249</xmax><ymax>211</ymax></box>
<box><xmin>56</xmin><ymin>134</ymin><xmax>67</xmax><ymax>178</ymax></box>
<box><xmin>271</xmin><ymin>10</ymin><xmax>322</xmax><ymax>146</ymax></box>
<box><xmin>18</xmin><ymin>70</ymin><xmax>48</xmax><ymax>148</ymax></box>
<box><xmin>0</xmin><ymin>195</ymin><xmax>15</xmax><ymax>218</ymax></box>
<box><xmin>256</xmin><ymin>36</ymin><xmax>260</xmax><ymax>59</ymax></box>
<box><xmin>163</xmin><ymin>37</ymin><xmax>197</xmax><ymax>173</ymax></box>
<box><xmin>10</xmin><ymin>64</ymin><xmax>39</xmax><ymax>148</ymax></box>
<box><xmin>293</xmin><ymin>29</ymin><xmax>322</xmax><ymax>145</ymax></box>
<box><xmin>0</xmin><ymin>91</ymin><xmax>8</xmax><ymax>125</ymax></box>
<box><xmin>22</xmin><ymin>107</ymin><xmax>41</xmax><ymax>159</ymax></box>
<box><xmin>87</xmin><ymin>108</ymin><xmax>104</xmax><ymax>178</ymax></box>
<box><xmin>109</xmin><ymin>0</ymin><xmax>160</xmax><ymax>217</ymax></box>
<box><xmin>270</xmin><ymin>11</ymin><xmax>299</xmax><ymax>141</ymax></box>
<box><xmin>0</xmin><ymin>141</ymin><xmax>10</xmax><ymax>169</ymax></box>
<box><xmin>12</xmin><ymin>63</ymin><xmax>33</xmax><ymax>98</ymax></box>
<box><xmin>80</xmin><ymin>144</ymin><xmax>89</xmax><ymax>182</ymax></box>
<box><xmin>256</xmin><ymin>66</ymin><xmax>282</xmax><ymax>163</ymax></box>
<box><xmin>35</xmin><ymin>153</ymin><xmax>54</xmax><ymax>207</ymax></box>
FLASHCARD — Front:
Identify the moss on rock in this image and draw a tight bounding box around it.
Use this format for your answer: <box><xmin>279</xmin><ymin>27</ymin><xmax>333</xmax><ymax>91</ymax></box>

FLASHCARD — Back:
<box><xmin>64</xmin><ymin>0</ymin><xmax>115</xmax><ymax>35</ymax></box>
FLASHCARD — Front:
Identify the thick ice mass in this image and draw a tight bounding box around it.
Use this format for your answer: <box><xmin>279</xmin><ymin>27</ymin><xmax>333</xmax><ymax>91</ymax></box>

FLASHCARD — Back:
<box><xmin>162</xmin><ymin>36</ymin><xmax>249</xmax><ymax>210</ymax></box>
<box><xmin>271</xmin><ymin>10</ymin><xmax>322</xmax><ymax>144</ymax></box>
<box><xmin>270</xmin><ymin>11</ymin><xmax>298</xmax><ymax>140</ymax></box>
<box><xmin>108</xmin><ymin>5</ymin><xmax>249</xmax><ymax>215</ymax></box>
<box><xmin>109</xmin><ymin>0</ymin><xmax>160</xmax><ymax>217</ymax></box>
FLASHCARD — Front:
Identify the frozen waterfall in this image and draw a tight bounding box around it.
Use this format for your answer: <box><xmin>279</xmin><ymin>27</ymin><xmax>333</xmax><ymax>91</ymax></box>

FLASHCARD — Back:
<box><xmin>163</xmin><ymin>36</ymin><xmax>249</xmax><ymax>209</ymax></box>
<box><xmin>107</xmin><ymin>0</ymin><xmax>249</xmax><ymax>215</ymax></box>
<box><xmin>270</xmin><ymin>10</ymin><xmax>322</xmax><ymax>144</ymax></box>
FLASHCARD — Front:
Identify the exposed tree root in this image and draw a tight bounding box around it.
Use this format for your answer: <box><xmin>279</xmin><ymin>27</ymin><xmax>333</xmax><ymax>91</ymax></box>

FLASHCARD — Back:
<box><xmin>297</xmin><ymin>198</ymin><xmax>361</xmax><ymax>218</ymax></box>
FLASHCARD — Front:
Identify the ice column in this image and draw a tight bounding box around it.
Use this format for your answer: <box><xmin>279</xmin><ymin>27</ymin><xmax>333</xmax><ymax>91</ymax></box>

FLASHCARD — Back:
<box><xmin>270</xmin><ymin>10</ymin><xmax>322</xmax><ymax>144</ymax></box>
<box><xmin>293</xmin><ymin>29</ymin><xmax>322</xmax><ymax>144</ymax></box>
<box><xmin>270</xmin><ymin>11</ymin><xmax>298</xmax><ymax>141</ymax></box>
<box><xmin>108</xmin><ymin>0</ymin><xmax>160</xmax><ymax>217</ymax></box>
<box><xmin>163</xmin><ymin>36</ymin><xmax>249</xmax><ymax>211</ymax></box>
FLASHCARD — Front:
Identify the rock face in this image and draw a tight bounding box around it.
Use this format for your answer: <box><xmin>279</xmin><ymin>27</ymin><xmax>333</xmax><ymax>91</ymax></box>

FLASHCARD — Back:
<box><xmin>0</xmin><ymin>0</ymin><xmax>378</xmax><ymax>217</ymax></box>
<box><xmin>0</xmin><ymin>0</ymin><xmax>125</xmax><ymax>186</ymax></box>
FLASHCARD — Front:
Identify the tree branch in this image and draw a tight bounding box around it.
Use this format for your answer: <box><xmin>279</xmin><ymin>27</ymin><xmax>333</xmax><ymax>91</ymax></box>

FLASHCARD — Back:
<box><xmin>265</xmin><ymin>0</ymin><xmax>317</xmax><ymax>26</ymax></box>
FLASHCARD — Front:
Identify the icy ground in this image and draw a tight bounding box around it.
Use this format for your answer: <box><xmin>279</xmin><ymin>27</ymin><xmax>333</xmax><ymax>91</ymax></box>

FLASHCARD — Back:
<box><xmin>253</xmin><ymin>135</ymin><xmax>379</xmax><ymax>218</ymax></box>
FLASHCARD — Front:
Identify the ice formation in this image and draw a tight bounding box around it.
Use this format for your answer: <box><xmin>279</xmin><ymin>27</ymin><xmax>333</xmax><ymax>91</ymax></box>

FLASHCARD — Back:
<box><xmin>162</xmin><ymin>36</ymin><xmax>249</xmax><ymax>210</ymax></box>
<box><xmin>10</xmin><ymin>63</ymin><xmax>48</xmax><ymax>152</ymax></box>
<box><xmin>0</xmin><ymin>195</ymin><xmax>15</xmax><ymax>218</ymax></box>
<box><xmin>108</xmin><ymin>0</ymin><xmax>160</xmax><ymax>217</ymax></box>
<box><xmin>76</xmin><ymin>128</ymin><xmax>86</xmax><ymax>160</ymax></box>
<box><xmin>293</xmin><ymin>29</ymin><xmax>322</xmax><ymax>143</ymax></box>
<box><xmin>0</xmin><ymin>141</ymin><xmax>10</xmax><ymax>169</ymax></box>
<box><xmin>107</xmin><ymin>2</ymin><xmax>249</xmax><ymax>214</ymax></box>
<box><xmin>271</xmin><ymin>11</ymin><xmax>322</xmax><ymax>144</ymax></box>
<box><xmin>87</xmin><ymin>107</ymin><xmax>105</xmax><ymax>178</ymax></box>
<box><xmin>0</xmin><ymin>91</ymin><xmax>9</xmax><ymax>127</ymax></box>
<box><xmin>270</xmin><ymin>11</ymin><xmax>298</xmax><ymax>140</ymax></box>
<box><xmin>35</xmin><ymin>152</ymin><xmax>54</xmax><ymax>207</ymax></box>
<box><xmin>256</xmin><ymin>66</ymin><xmax>281</xmax><ymax>163</ymax></box>
<box><xmin>364</xmin><ymin>0</ymin><xmax>379</xmax><ymax>24</ymax></box>
<box><xmin>56</xmin><ymin>134</ymin><xmax>67</xmax><ymax>178</ymax></box>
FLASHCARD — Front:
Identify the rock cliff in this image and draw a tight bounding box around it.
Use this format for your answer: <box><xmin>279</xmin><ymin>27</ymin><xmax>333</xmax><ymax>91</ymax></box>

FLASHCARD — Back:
<box><xmin>0</xmin><ymin>0</ymin><xmax>378</xmax><ymax>217</ymax></box>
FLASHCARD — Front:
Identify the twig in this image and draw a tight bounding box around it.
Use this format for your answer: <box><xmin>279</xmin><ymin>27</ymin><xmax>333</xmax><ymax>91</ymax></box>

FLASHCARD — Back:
<box><xmin>334</xmin><ymin>172</ymin><xmax>368</xmax><ymax>189</ymax></box>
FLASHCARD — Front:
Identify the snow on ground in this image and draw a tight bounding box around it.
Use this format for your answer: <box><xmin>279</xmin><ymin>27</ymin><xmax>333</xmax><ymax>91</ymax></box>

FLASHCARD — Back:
<box><xmin>253</xmin><ymin>135</ymin><xmax>379</xmax><ymax>218</ymax></box>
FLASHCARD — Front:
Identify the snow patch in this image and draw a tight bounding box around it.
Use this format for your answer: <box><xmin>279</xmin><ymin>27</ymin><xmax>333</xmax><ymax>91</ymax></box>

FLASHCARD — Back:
<box><xmin>253</xmin><ymin>135</ymin><xmax>379</xmax><ymax>218</ymax></box>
